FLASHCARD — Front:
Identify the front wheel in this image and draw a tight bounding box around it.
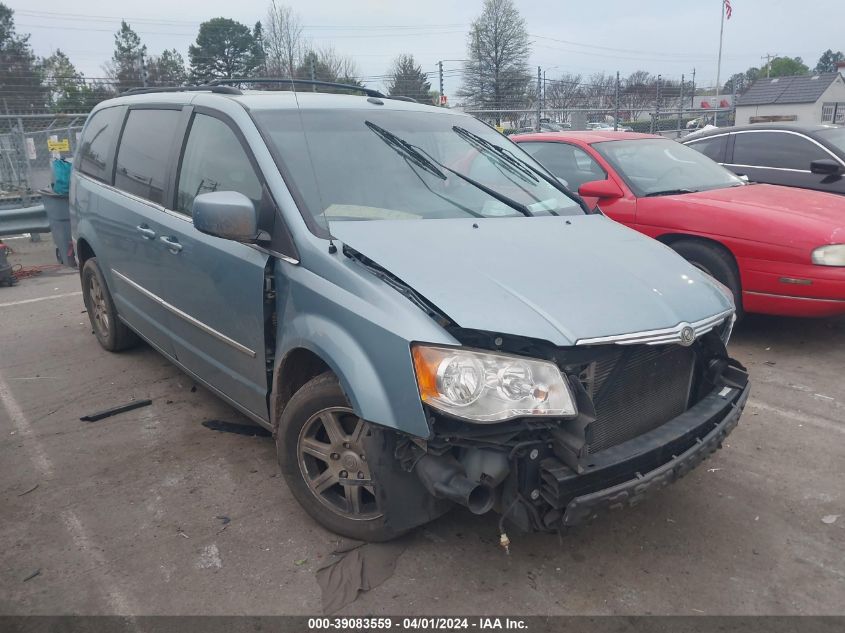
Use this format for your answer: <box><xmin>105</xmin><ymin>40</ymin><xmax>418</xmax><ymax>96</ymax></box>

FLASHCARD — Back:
<box><xmin>276</xmin><ymin>373</ymin><xmax>405</xmax><ymax>541</ymax></box>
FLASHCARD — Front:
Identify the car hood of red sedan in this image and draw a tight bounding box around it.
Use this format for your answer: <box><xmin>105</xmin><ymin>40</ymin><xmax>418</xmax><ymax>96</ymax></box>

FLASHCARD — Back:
<box><xmin>653</xmin><ymin>183</ymin><xmax>845</xmax><ymax>245</ymax></box>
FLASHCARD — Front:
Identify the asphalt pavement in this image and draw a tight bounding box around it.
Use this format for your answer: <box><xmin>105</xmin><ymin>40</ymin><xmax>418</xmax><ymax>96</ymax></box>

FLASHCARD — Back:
<box><xmin>1</xmin><ymin>237</ymin><xmax>843</xmax><ymax>615</ymax></box>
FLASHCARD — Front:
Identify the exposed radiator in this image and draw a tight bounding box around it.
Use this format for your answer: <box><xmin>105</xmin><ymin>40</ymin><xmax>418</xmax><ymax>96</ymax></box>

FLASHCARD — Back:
<box><xmin>583</xmin><ymin>345</ymin><xmax>696</xmax><ymax>453</ymax></box>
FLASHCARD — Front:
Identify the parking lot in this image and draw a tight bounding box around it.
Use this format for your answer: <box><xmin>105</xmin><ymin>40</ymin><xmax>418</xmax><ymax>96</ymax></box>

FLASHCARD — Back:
<box><xmin>1</xmin><ymin>237</ymin><xmax>843</xmax><ymax>616</ymax></box>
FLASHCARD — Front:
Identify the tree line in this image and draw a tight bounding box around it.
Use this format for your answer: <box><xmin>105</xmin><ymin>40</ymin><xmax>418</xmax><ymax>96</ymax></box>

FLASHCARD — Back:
<box><xmin>0</xmin><ymin>1</ymin><xmax>434</xmax><ymax>112</ymax></box>
<box><xmin>0</xmin><ymin>0</ymin><xmax>842</xmax><ymax>115</ymax></box>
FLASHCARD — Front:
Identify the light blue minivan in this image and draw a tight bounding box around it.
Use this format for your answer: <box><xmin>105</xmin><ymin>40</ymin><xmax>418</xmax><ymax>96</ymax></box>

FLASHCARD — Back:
<box><xmin>71</xmin><ymin>81</ymin><xmax>749</xmax><ymax>541</ymax></box>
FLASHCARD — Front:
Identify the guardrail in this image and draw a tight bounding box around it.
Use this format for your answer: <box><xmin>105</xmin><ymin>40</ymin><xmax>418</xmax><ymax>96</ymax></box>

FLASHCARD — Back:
<box><xmin>0</xmin><ymin>204</ymin><xmax>49</xmax><ymax>237</ymax></box>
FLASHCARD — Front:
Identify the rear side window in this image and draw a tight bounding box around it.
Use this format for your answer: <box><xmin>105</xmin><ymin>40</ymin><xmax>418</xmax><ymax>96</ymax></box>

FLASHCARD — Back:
<box><xmin>77</xmin><ymin>107</ymin><xmax>124</xmax><ymax>181</ymax></box>
<box><xmin>175</xmin><ymin>114</ymin><xmax>262</xmax><ymax>216</ymax></box>
<box><xmin>686</xmin><ymin>135</ymin><xmax>726</xmax><ymax>162</ymax></box>
<box><xmin>114</xmin><ymin>109</ymin><xmax>182</xmax><ymax>204</ymax></box>
<box><xmin>732</xmin><ymin>132</ymin><xmax>827</xmax><ymax>170</ymax></box>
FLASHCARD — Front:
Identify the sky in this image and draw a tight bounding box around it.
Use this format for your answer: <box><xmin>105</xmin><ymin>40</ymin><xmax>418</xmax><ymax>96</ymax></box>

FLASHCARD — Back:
<box><xmin>10</xmin><ymin>0</ymin><xmax>844</xmax><ymax>99</ymax></box>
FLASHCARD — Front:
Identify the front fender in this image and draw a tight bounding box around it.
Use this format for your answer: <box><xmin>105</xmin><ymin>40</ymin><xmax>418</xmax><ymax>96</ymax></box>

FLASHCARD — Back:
<box><xmin>275</xmin><ymin>260</ymin><xmax>457</xmax><ymax>439</ymax></box>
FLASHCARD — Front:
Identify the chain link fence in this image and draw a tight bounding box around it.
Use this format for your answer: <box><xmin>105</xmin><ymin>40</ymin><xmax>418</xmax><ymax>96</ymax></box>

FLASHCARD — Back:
<box><xmin>0</xmin><ymin>113</ymin><xmax>88</xmax><ymax>208</ymax></box>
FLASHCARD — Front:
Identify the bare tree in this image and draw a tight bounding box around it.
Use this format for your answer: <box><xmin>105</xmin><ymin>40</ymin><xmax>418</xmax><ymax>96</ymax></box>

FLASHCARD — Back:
<box><xmin>622</xmin><ymin>70</ymin><xmax>654</xmax><ymax>120</ymax></box>
<box><xmin>545</xmin><ymin>72</ymin><xmax>582</xmax><ymax>112</ymax></box>
<box><xmin>459</xmin><ymin>0</ymin><xmax>531</xmax><ymax>123</ymax></box>
<box><xmin>263</xmin><ymin>1</ymin><xmax>304</xmax><ymax>77</ymax></box>
<box><xmin>579</xmin><ymin>72</ymin><xmax>616</xmax><ymax>109</ymax></box>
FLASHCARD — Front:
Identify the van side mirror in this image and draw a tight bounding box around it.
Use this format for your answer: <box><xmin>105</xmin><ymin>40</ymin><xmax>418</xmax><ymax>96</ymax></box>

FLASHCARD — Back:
<box><xmin>578</xmin><ymin>179</ymin><xmax>623</xmax><ymax>199</ymax></box>
<box><xmin>810</xmin><ymin>159</ymin><xmax>843</xmax><ymax>176</ymax></box>
<box><xmin>192</xmin><ymin>191</ymin><xmax>263</xmax><ymax>243</ymax></box>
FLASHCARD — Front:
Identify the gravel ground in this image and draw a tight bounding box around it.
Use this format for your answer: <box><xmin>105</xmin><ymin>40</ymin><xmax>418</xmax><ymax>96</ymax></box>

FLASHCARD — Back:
<box><xmin>1</xmin><ymin>236</ymin><xmax>843</xmax><ymax>616</ymax></box>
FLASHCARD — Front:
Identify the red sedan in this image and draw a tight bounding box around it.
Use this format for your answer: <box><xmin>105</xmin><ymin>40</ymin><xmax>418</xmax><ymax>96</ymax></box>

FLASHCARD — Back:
<box><xmin>512</xmin><ymin>131</ymin><xmax>845</xmax><ymax>318</ymax></box>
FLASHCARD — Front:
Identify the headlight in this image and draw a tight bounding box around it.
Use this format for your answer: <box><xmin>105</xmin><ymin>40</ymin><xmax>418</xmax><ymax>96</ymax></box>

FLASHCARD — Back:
<box><xmin>812</xmin><ymin>245</ymin><xmax>845</xmax><ymax>266</ymax></box>
<box><xmin>411</xmin><ymin>345</ymin><xmax>577</xmax><ymax>423</ymax></box>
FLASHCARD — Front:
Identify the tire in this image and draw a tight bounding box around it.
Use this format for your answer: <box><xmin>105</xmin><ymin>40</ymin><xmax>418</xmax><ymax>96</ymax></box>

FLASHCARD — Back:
<box><xmin>670</xmin><ymin>240</ymin><xmax>743</xmax><ymax>317</ymax></box>
<box><xmin>81</xmin><ymin>257</ymin><xmax>139</xmax><ymax>352</ymax></box>
<box><xmin>276</xmin><ymin>372</ymin><xmax>405</xmax><ymax>541</ymax></box>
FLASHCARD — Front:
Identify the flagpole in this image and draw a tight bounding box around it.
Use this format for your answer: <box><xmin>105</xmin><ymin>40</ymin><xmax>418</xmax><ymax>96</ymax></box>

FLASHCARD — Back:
<box><xmin>714</xmin><ymin>0</ymin><xmax>725</xmax><ymax>126</ymax></box>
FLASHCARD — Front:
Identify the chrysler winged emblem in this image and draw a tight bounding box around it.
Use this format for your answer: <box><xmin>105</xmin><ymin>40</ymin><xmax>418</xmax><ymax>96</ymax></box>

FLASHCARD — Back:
<box><xmin>679</xmin><ymin>324</ymin><xmax>696</xmax><ymax>346</ymax></box>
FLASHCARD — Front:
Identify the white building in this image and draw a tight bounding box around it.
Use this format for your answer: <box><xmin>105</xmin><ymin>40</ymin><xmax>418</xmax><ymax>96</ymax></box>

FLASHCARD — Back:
<box><xmin>735</xmin><ymin>72</ymin><xmax>845</xmax><ymax>125</ymax></box>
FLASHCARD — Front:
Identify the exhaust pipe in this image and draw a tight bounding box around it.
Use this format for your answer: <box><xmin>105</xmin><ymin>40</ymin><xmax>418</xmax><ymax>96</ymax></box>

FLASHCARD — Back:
<box><xmin>414</xmin><ymin>454</ymin><xmax>494</xmax><ymax>515</ymax></box>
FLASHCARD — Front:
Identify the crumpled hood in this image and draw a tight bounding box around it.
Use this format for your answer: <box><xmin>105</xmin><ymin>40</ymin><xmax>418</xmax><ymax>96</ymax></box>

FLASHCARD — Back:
<box><xmin>332</xmin><ymin>215</ymin><xmax>733</xmax><ymax>347</ymax></box>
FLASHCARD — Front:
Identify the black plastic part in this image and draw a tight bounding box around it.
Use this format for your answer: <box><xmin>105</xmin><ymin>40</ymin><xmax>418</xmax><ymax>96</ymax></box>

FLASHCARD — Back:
<box><xmin>414</xmin><ymin>454</ymin><xmax>494</xmax><ymax>515</ymax></box>
<box><xmin>539</xmin><ymin>375</ymin><xmax>750</xmax><ymax>526</ymax></box>
<box><xmin>80</xmin><ymin>399</ymin><xmax>152</xmax><ymax>422</ymax></box>
<box><xmin>120</xmin><ymin>85</ymin><xmax>242</xmax><ymax>96</ymax></box>
<box><xmin>361</xmin><ymin>426</ymin><xmax>452</xmax><ymax>534</ymax></box>
<box><xmin>207</xmin><ymin>78</ymin><xmax>386</xmax><ymax>98</ymax></box>
<box><xmin>562</xmin><ymin>383</ymin><xmax>749</xmax><ymax>525</ymax></box>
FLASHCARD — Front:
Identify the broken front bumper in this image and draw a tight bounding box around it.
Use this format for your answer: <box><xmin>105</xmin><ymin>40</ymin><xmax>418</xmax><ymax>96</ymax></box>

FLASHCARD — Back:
<box><xmin>540</xmin><ymin>377</ymin><xmax>750</xmax><ymax>527</ymax></box>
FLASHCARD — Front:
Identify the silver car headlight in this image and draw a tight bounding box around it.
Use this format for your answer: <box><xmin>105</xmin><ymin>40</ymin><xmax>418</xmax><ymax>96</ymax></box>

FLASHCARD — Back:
<box><xmin>812</xmin><ymin>245</ymin><xmax>845</xmax><ymax>266</ymax></box>
<box><xmin>411</xmin><ymin>345</ymin><xmax>577</xmax><ymax>423</ymax></box>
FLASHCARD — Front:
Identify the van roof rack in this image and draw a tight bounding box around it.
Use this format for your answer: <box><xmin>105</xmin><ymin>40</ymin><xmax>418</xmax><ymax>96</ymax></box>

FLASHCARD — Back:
<box><xmin>121</xmin><ymin>85</ymin><xmax>243</xmax><ymax>96</ymax></box>
<box><xmin>119</xmin><ymin>80</ymin><xmax>424</xmax><ymax>103</ymax></box>
<box><xmin>208</xmin><ymin>78</ymin><xmax>386</xmax><ymax>99</ymax></box>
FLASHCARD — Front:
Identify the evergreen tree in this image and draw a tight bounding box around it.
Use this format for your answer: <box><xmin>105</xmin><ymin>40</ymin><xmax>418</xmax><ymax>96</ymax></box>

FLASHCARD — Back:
<box><xmin>0</xmin><ymin>4</ymin><xmax>47</xmax><ymax>110</ymax></box>
<box><xmin>105</xmin><ymin>20</ymin><xmax>146</xmax><ymax>93</ymax></box>
<box><xmin>815</xmin><ymin>49</ymin><xmax>845</xmax><ymax>74</ymax></box>
<box><xmin>42</xmin><ymin>50</ymin><xmax>88</xmax><ymax>111</ymax></box>
<box><xmin>147</xmin><ymin>49</ymin><xmax>187</xmax><ymax>86</ymax></box>
<box><xmin>189</xmin><ymin>18</ymin><xmax>261</xmax><ymax>83</ymax></box>
<box><xmin>386</xmin><ymin>54</ymin><xmax>431</xmax><ymax>102</ymax></box>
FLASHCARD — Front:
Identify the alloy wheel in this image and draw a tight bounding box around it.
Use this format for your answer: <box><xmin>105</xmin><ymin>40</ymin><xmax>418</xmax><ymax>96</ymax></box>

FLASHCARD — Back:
<box><xmin>88</xmin><ymin>275</ymin><xmax>110</xmax><ymax>338</ymax></box>
<box><xmin>297</xmin><ymin>407</ymin><xmax>381</xmax><ymax>520</ymax></box>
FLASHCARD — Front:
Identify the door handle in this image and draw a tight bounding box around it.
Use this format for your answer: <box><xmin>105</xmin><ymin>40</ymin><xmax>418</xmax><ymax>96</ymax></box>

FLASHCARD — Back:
<box><xmin>159</xmin><ymin>236</ymin><xmax>183</xmax><ymax>253</ymax></box>
<box><xmin>136</xmin><ymin>225</ymin><xmax>156</xmax><ymax>239</ymax></box>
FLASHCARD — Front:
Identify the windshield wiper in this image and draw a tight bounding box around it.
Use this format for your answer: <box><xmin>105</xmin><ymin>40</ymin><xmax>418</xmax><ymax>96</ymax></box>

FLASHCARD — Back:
<box><xmin>452</xmin><ymin>126</ymin><xmax>589</xmax><ymax>210</ymax></box>
<box><xmin>365</xmin><ymin>121</ymin><xmax>447</xmax><ymax>181</ymax></box>
<box><xmin>644</xmin><ymin>188</ymin><xmax>698</xmax><ymax>197</ymax></box>
<box><xmin>453</xmin><ymin>126</ymin><xmax>538</xmax><ymax>184</ymax></box>
<box><xmin>366</xmin><ymin>121</ymin><xmax>534</xmax><ymax>217</ymax></box>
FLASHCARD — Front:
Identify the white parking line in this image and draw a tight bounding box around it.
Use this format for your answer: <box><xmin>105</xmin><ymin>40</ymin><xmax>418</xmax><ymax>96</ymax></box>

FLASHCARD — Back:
<box><xmin>747</xmin><ymin>398</ymin><xmax>845</xmax><ymax>435</ymax></box>
<box><xmin>0</xmin><ymin>291</ymin><xmax>82</xmax><ymax>309</ymax></box>
<box><xmin>0</xmin><ymin>372</ymin><xmax>53</xmax><ymax>477</ymax></box>
<box><xmin>0</xmin><ymin>371</ymin><xmax>140</xmax><ymax>620</ymax></box>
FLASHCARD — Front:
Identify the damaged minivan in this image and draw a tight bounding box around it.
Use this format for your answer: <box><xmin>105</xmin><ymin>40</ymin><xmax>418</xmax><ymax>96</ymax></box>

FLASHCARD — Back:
<box><xmin>70</xmin><ymin>81</ymin><xmax>749</xmax><ymax>542</ymax></box>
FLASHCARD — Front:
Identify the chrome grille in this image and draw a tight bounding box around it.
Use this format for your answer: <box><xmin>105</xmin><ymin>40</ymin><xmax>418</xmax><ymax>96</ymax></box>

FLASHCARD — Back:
<box><xmin>584</xmin><ymin>345</ymin><xmax>695</xmax><ymax>453</ymax></box>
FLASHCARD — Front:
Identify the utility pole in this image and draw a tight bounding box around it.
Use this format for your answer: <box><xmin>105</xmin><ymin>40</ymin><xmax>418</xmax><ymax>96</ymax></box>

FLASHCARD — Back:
<box><xmin>679</xmin><ymin>73</ymin><xmax>685</xmax><ymax>135</ymax></box>
<box><xmin>654</xmin><ymin>74</ymin><xmax>662</xmax><ymax>133</ymax></box>
<box><xmin>691</xmin><ymin>67</ymin><xmax>696</xmax><ymax>109</ymax></box>
<box><xmin>310</xmin><ymin>57</ymin><xmax>316</xmax><ymax>91</ymax></box>
<box><xmin>138</xmin><ymin>51</ymin><xmax>148</xmax><ymax>88</ymax></box>
<box><xmin>761</xmin><ymin>53</ymin><xmax>777</xmax><ymax>77</ymax></box>
<box><xmin>536</xmin><ymin>66</ymin><xmax>542</xmax><ymax>131</ymax></box>
<box><xmin>542</xmin><ymin>69</ymin><xmax>546</xmax><ymax>111</ymax></box>
<box><xmin>614</xmin><ymin>71</ymin><xmax>620</xmax><ymax>130</ymax></box>
<box><xmin>438</xmin><ymin>61</ymin><xmax>444</xmax><ymax>107</ymax></box>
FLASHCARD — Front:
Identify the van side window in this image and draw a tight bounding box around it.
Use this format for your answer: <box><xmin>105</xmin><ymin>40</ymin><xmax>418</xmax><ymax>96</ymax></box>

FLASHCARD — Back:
<box><xmin>114</xmin><ymin>109</ymin><xmax>182</xmax><ymax>204</ymax></box>
<box><xmin>732</xmin><ymin>132</ymin><xmax>827</xmax><ymax>170</ymax></box>
<box><xmin>175</xmin><ymin>114</ymin><xmax>262</xmax><ymax>216</ymax></box>
<box><xmin>77</xmin><ymin>107</ymin><xmax>124</xmax><ymax>182</ymax></box>
<box><xmin>687</xmin><ymin>135</ymin><xmax>726</xmax><ymax>162</ymax></box>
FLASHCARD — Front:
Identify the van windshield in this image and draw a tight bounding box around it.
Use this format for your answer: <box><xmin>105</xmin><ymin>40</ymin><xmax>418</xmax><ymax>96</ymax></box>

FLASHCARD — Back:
<box><xmin>253</xmin><ymin>108</ymin><xmax>584</xmax><ymax>232</ymax></box>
